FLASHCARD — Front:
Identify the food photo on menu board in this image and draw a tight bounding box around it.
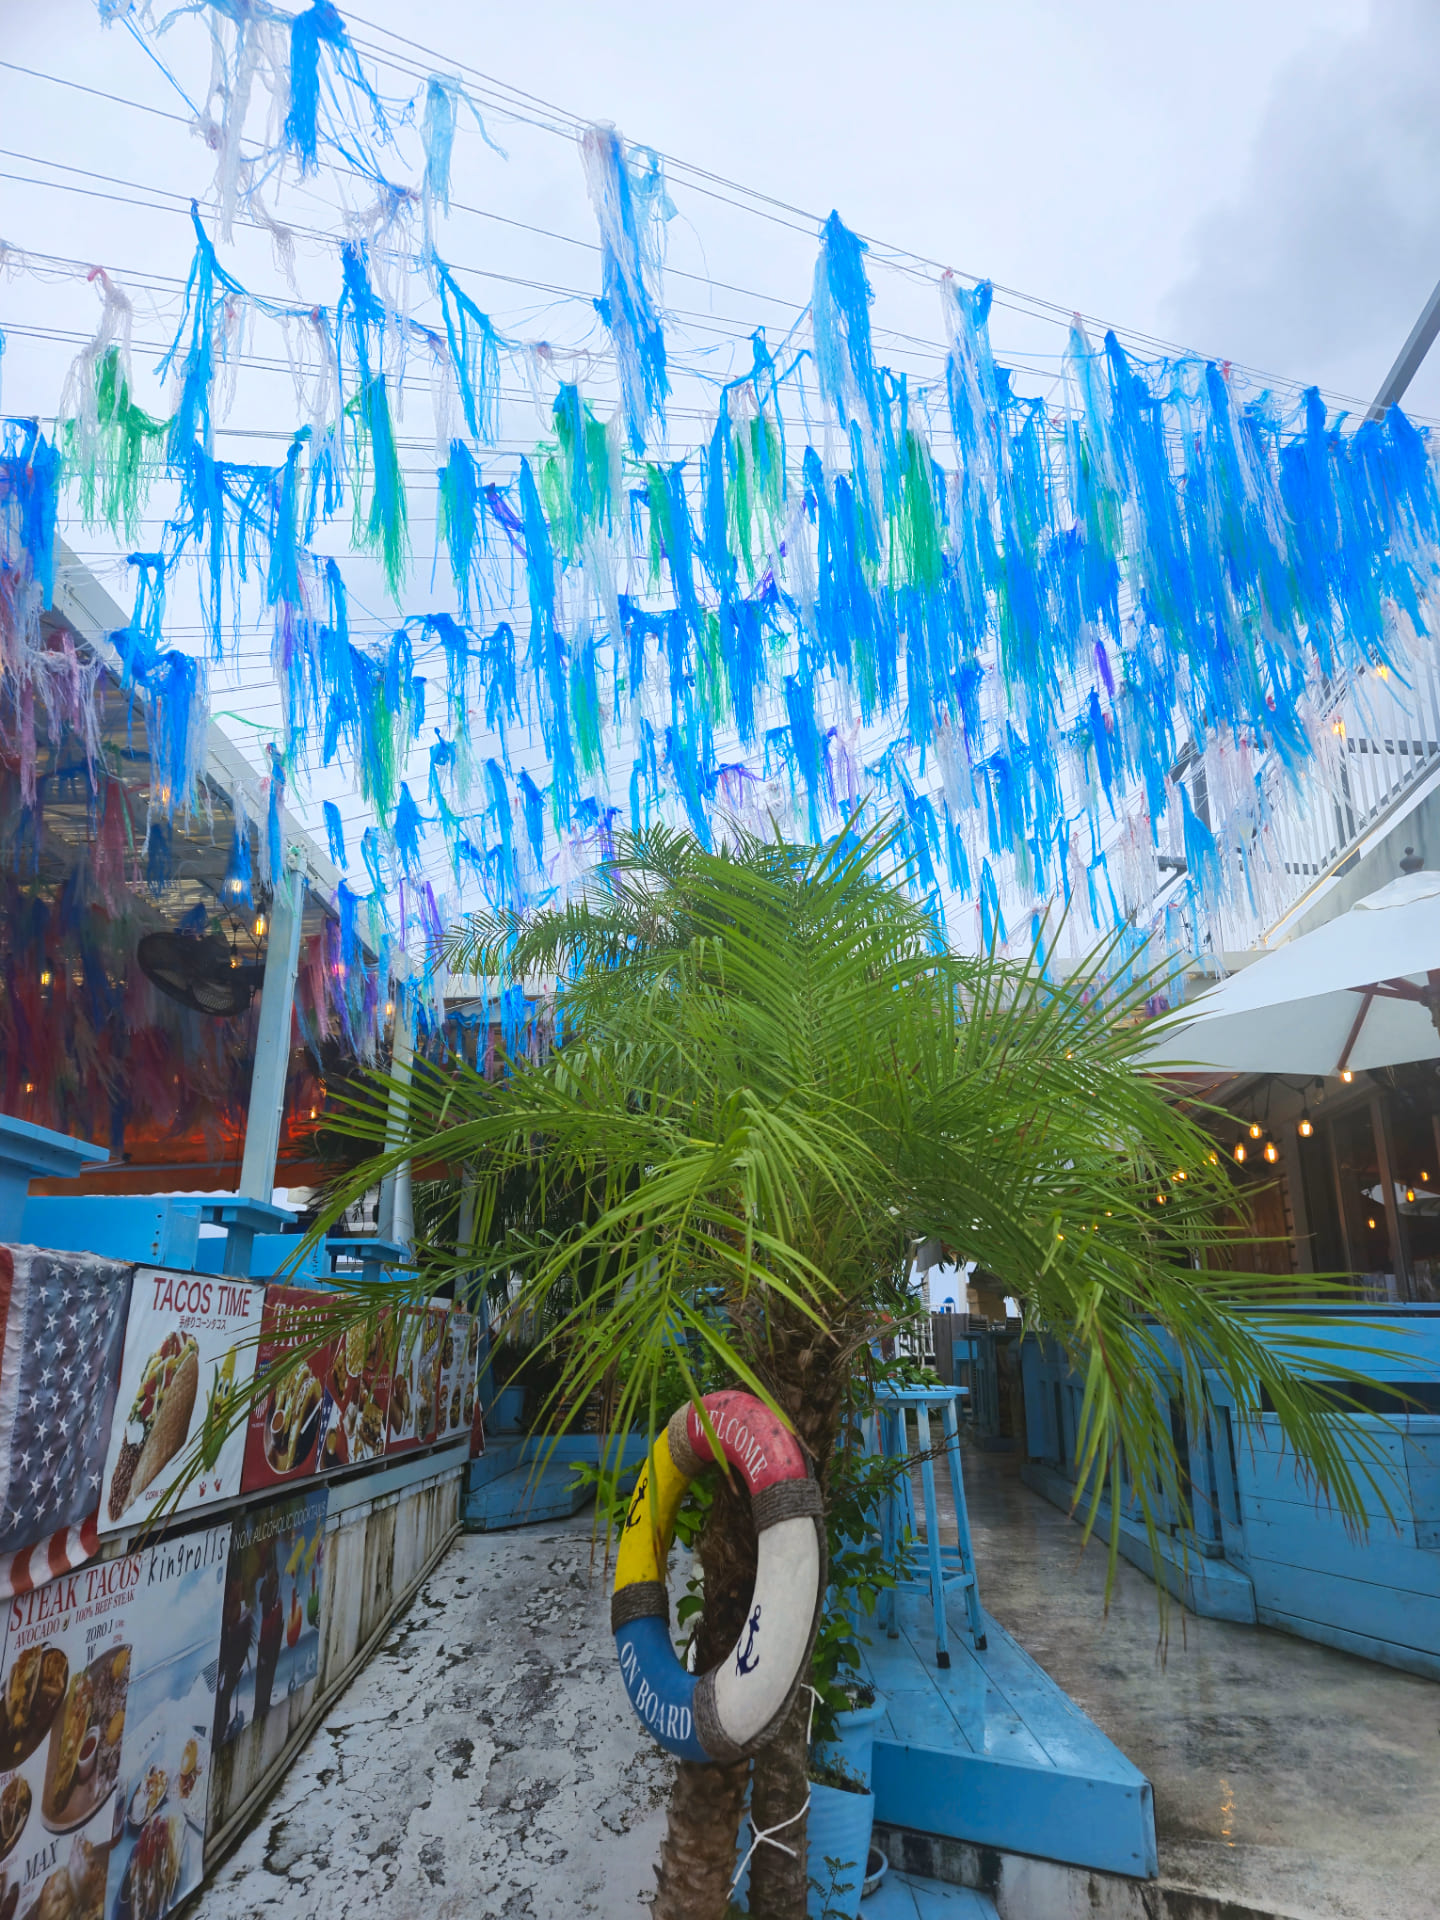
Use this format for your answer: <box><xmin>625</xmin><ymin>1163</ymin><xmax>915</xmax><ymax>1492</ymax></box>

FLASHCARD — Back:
<box><xmin>0</xmin><ymin>1524</ymin><xmax>226</xmax><ymax>1920</ymax></box>
<box><xmin>99</xmin><ymin>1273</ymin><xmax>264</xmax><ymax>1533</ymax></box>
<box><xmin>239</xmin><ymin>1290</ymin><xmax>336</xmax><ymax>1494</ymax></box>
<box><xmin>103</xmin><ymin>1527</ymin><xmax>227</xmax><ymax>1920</ymax></box>
<box><xmin>213</xmin><ymin>1491</ymin><xmax>326</xmax><ymax>1751</ymax></box>
<box><xmin>433</xmin><ymin>1311</ymin><xmax>480</xmax><ymax>1445</ymax></box>
<box><xmin>319</xmin><ymin>1310</ymin><xmax>392</xmax><ymax>1472</ymax></box>
<box><xmin>385</xmin><ymin>1309</ymin><xmax>444</xmax><ymax>1455</ymax></box>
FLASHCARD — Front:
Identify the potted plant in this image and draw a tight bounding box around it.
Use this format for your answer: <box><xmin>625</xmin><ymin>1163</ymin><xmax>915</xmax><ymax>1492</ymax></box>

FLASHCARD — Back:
<box><xmin>811</xmin><ymin>1677</ymin><xmax>886</xmax><ymax>1790</ymax></box>
<box><xmin>804</xmin><ymin>1751</ymin><xmax>874</xmax><ymax>1920</ymax></box>
<box><xmin>808</xmin><ymin>1413</ymin><xmax>906</xmax><ymax>1789</ymax></box>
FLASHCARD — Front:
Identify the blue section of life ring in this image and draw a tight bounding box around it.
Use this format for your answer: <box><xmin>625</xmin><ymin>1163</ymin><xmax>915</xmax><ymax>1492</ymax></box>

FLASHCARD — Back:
<box><xmin>614</xmin><ymin>1617</ymin><xmax>711</xmax><ymax>1763</ymax></box>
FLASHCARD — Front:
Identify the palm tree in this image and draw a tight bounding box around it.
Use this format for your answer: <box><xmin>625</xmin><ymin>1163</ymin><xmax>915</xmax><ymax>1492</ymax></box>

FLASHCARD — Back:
<box><xmin>299</xmin><ymin>823</ymin><xmax>1386</xmax><ymax>1920</ymax></box>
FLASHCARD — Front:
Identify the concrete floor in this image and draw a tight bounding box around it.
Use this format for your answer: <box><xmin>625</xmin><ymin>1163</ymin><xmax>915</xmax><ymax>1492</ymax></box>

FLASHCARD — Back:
<box><xmin>198</xmin><ymin>1458</ymin><xmax>1440</xmax><ymax>1920</ymax></box>
<box><xmin>955</xmin><ymin>1445</ymin><xmax>1440</xmax><ymax>1920</ymax></box>
<box><xmin>200</xmin><ymin>1516</ymin><xmax>671</xmax><ymax>1920</ymax></box>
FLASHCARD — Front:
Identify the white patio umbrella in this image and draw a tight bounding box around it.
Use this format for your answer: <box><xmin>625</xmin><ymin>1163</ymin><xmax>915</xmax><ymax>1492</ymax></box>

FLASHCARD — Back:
<box><xmin>1140</xmin><ymin>870</ymin><xmax>1440</xmax><ymax>1076</ymax></box>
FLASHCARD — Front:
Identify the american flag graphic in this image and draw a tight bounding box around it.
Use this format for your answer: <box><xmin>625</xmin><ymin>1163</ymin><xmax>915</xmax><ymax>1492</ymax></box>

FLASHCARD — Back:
<box><xmin>0</xmin><ymin>1245</ymin><xmax>133</xmax><ymax>1561</ymax></box>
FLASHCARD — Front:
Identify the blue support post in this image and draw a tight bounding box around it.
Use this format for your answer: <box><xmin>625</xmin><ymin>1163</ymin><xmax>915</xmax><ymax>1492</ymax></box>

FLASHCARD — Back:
<box><xmin>220</xmin><ymin>862</ymin><xmax>305</xmax><ymax>1273</ymax></box>
<box><xmin>377</xmin><ymin>986</ymin><xmax>415</xmax><ymax>1255</ymax></box>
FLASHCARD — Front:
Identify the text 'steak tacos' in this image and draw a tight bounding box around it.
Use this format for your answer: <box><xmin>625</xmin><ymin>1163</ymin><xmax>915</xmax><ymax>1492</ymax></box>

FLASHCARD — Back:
<box><xmin>106</xmin><ymin>1334</ymin><xmax>199</xmax><ymax>1522</ymax></box>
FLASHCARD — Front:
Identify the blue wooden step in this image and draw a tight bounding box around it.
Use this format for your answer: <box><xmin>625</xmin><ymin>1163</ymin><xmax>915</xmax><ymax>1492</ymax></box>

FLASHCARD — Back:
<box><xmin>864</xmin><ymin>1592</ymin><xmax>1157</xmax><ymax>1879</ymax></box>
<box><xmin>462</xmin><ymin>1458</ymin><xmax>594</xmax><ymax>1529</ymax></box>
<box><xmin>863</xmin><ymin>1867</ymin><xmax>999</xmax><ymax>1917</ymax></box>
<box><xmin>461</xmin><ymin>1433</ymin><xmax>648</xmax><ymax>1530</ymax></box>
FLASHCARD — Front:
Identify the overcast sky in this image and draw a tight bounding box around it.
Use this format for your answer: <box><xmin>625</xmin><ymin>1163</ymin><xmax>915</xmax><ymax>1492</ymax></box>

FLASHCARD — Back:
<box><xmin>2</xmin><ymin>0</ymin><xmax>1437</xmax><ymax>928</ymax></box>
<box><xmin>4</xmin><ymin>0</ymin><xmax>1439</xmax><ymax>416</ymax></box>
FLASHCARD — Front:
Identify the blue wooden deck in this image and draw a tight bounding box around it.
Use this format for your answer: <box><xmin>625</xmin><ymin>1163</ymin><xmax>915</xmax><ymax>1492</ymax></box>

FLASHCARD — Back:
<box><xmin>865</xmin><ymin>1870</ymin><xmax>998</xmax><ymax>1917</ymax></box>
<box><xmin>862</xmin><ymin>1588</ymin><xmax>1157</xmax><ymax>1878</ymax></box>
<box><xmin>461</xmin><ymin>1433</ymin><xmax>648</xmax><ymax>1529</ymax></box>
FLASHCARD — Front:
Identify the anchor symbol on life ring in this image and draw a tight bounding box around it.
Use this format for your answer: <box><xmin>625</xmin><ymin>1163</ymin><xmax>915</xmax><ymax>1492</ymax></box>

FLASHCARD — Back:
<box><xmin>735</xmin><ymin>1604</ymin><xmax>762</xmax><ymax>1675</ymax></box>
<box><xmin>623</xmin><ymin>1475</ymin><xmax>648</xmax><ymax>1529</ymax></box>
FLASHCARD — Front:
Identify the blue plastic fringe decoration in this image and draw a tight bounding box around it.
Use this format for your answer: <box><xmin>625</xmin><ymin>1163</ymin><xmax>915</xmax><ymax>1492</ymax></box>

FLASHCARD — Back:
<box><xmin>25</xmin><ymin>5</ymin><xmax>1440</xmax><ymax>997</ymax></box>
<box><xmin>222</xmin><ymin>816</ymin><xmax>254</xmax><ymax>910</ymax></box>
<box><xmin>323</xmin><ymin>799</ymin><xmax>347</xmax><ymax>869</ymax></box>
<box><xmin>580</xmin><ymin>124</ymin><xmax>671</xmax><ymax>453</ymax></box>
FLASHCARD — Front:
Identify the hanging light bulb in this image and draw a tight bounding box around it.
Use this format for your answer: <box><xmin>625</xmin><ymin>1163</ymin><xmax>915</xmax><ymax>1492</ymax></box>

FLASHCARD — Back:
<box><xmin>1298</xmin><ymin>1114</ymin><xmax>1314</xmax><ymax>1138</ymax></box>
<box><xmin>1206</xmin><ymin>1150</ymin><xmax>1219</xmax><ymax>1166</ymax></box>
<box><xmin>1367</xmin><ymin>1216</ymin><xmax>1378</xmax><ymax>1230</ymax></box>
<box><xmin>1234</xmin><ymin>1142</ymin><xmax>1247</xmax><ymax>1163</ymax></box>
<box><xmin>38</xmin><ymin>968</ymin><xmax>52</xmax><ymax>989</ymax></box>
<box><xmin>1248</xmin><ymin>1122</ymin><xmax>1263</xmax><ymax>1139</ymax></box>
<box><xmin>1341</xmin><ymin>1069</ymin><xmax>1354</xmax><ymax>1084</ymax></box>
<box><xmin>1406</xmin><ymin>1188</ymin><xmax>1416</xmax><ymax>1204</ymax></box>
<box><xmin>254</xmin><ymin>913</ymin><xmax>267</xmax><ymax>938</ymax></box>
<box><xmin>1264</xmin><ymin>1141</ymin><xmax>1279</xmax><ymax>1164</ymax></box>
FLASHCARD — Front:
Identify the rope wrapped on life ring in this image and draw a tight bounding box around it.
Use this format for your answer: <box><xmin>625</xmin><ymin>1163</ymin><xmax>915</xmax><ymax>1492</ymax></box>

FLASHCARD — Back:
<box><xmin>611</xmin><ymin>1389</ymin><xmax>824</xmax><ymax>1763</ymax></box>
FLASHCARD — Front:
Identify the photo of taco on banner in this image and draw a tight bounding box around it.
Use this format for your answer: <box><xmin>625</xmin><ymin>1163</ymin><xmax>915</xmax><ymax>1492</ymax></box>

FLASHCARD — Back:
<box><xmin>106</xmin><ymin>1334</ymin><xmax>198</xmax><ymax>1523</ymax></box>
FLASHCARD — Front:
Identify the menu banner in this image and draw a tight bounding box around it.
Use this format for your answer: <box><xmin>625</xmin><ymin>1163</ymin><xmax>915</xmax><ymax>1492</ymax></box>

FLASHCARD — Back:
<box><xmin>239</xmin><ymin>1291</ymin><xmax>336</xmax><ymax>1495</ymax></box>
<box><xmin>434</xmin><ymin>1312</ymin><xmax>480</xmax><ymax>1446</ymax></box>
<box><xmin>0</xmin><ymin>1558</ymin><xmax>136</xmax><ymax>1920</ymax></box>
<box><xmin>319</xmin><ymin>1310</ymin><xmax>392</xmax><ymax>1474</ymax></box>
<box><xmin>385</xmin><ymin>1309</ymin><xmax>443</xmax><ymax>1456</ymax></box>
<box><xmin>214</xmin><ymin>1490</ymin><xmax>327</xmax><ymax>1751</ymax></box>
<box><xmin>99</xmin><ymin>1273</ymin><xmax>264</xmax><ymax>1535</ymax></box>
<box><xmin>104</xmin><ymin>1527</ymin><xmax>227</xmax><ymax>1920</ymax></box>
<box><xmin>0</xmin><ymin>1525</ymin><xmax>227</xmax><ymax>1920</ymax></box>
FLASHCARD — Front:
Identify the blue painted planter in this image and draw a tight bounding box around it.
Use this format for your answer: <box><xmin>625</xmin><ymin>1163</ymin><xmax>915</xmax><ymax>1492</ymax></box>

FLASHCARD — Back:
<box><xmin>805</xmin><ymin>1779</ymin><xmax>875</xmax><ymax>1920</ymax></box>
<box><xmin>491</xmin><ymin>1385</ymin><xmax>525</xmax><ymax>1432</ymax></box>
<box><xmin>812</xmin><ymin>1693</ymin><xmax>886</xmax><ymax>1789</ymax></box>
<box><xmin>732</xmin><ymin>1777</ymin><xmax>875</xmax><ymax>1918</ymax></box>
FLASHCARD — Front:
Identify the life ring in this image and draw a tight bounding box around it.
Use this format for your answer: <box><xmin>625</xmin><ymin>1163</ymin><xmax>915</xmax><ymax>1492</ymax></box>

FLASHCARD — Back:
<box><xmin>611</xmin><ymin>1389</ymin><xmax>824</xmax><ymax>1763</ymax></box>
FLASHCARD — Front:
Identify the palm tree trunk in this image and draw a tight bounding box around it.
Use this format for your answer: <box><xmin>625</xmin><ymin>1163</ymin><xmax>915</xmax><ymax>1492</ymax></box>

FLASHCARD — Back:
<box><xmin>745</xmin><ymin>1685</ymin><xmax>812</xmax><ymax>1918</ymax></box>
<box><xmin>747</xmin><ymin>1333</ymin><xmax>845</xmax><ymax>1920</ymax></box>
<box><xmin>651</xmin><ymin>1464</ymin><xmax>757</xmax><ymax>1920</ymax></box>
<box><xmin>653</xmin><ymin>1756</ymin><xmax>750</xmax><ymax>1919</ymax></box>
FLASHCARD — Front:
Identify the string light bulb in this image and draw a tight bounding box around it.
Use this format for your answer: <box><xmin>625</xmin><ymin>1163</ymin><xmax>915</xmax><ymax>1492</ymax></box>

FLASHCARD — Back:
<box><xmin>1264</xmin><ymin>1141</ymin><xmax>1279</xmax><ymax>1164</ymax></box>
<box><xmin>1367</xmin><ymin>1215</ymin><xmax>1378</xmax><ymax>1230</ymax></box>
<box><xmin>254</xmin><ymin>914</ymin><xmax>267</xmax><ymax>938</ymax></box>
<box><xmin>1406</xmin><ymin>1188</ymin><xmax>1416</xmax><ymax>1204</ymax></box>
<box><xmin>1248</xmin><ymin>1122</ymin><xmax>1263</xmax><ymax>1139</ymax></box>
<box><xmin>1233</xmin><ymin>1142</ymin><xmax>1247</xmax><ymax>1163</ymax></box>
<box><xmin>1298</xmin><ymin>1114</ymin><xmax>1314</xmax><ymax>1138</ymax></box>
<box><xmin>38</xmin><ymin>968</ymin><xmax>51</xmax><ymax>989</ymax></box>
<box><xmin>1341</xmin><ymin>1069</ymin><xmax>1354</xmax><ymax>1084</ymax></box>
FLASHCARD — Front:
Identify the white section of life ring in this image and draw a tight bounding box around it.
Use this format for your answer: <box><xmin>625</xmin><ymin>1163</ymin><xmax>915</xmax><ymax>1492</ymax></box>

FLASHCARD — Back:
<box><xmin>711</xmin><ymin>1514</ymin><xmax>823</xmax><ymax>1748</ymax></box>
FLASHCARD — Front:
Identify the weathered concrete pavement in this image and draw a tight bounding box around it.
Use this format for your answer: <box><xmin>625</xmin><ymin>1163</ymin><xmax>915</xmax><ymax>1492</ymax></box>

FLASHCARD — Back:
<box><xmin>200</xmin><ymin>1515</ymin><xmax>671</xmax><ymax>1919</ymax></box>
<box><xmin>954</xmin><ymin>1446</ymin><xmax>1440</xmax><ymax>1920</ymax></box>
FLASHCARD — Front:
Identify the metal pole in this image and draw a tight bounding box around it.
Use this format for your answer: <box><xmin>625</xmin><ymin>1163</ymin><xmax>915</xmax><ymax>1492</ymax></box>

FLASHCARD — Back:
<box><xmin>239</xmin><ymin>864</ymin><xmax>305</xmax><ymax>1202</ymax></box>
<box><xmin>218</xmin><ymin>863</ymin><xmax>305</xmax><ymax>1275</ymax></box>
<box><xmin>377</xmin><ymin>990</ymin><xmax>416</xmax><ymax>1254</ymax></box>
<box><xmin>1366</xmin><ymin>274</ymin><xmax>1440</xmax><ymax>421</ymax></box>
